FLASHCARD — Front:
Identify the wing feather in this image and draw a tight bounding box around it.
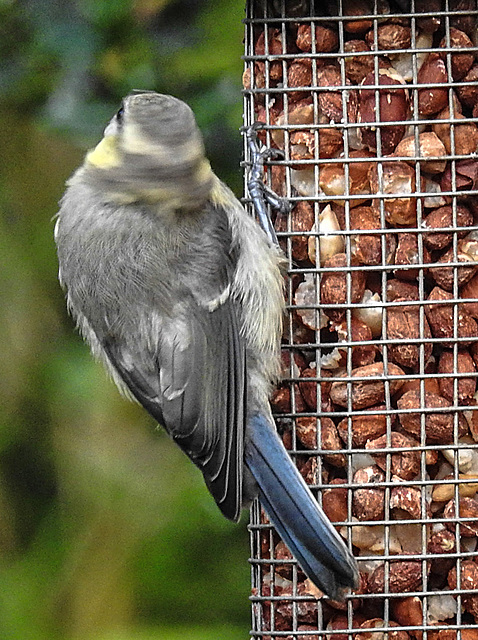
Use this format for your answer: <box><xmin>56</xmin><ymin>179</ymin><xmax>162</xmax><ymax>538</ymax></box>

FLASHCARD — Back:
<box><xmin>102</xmin><ymin>296</ymin><xmax>246</xmax><ymax>522</ymax></box>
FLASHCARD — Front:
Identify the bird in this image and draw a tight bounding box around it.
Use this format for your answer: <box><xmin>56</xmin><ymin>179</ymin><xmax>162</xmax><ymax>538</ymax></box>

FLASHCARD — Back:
<box><xmin>54</xmin><ymin>90</ymin><xmax>359</xmax><ymax>599</ymax></box>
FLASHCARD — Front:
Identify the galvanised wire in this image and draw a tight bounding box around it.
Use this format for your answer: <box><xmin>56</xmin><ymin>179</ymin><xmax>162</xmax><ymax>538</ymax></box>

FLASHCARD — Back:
<box><xmin>244</xmin><ymin>0</ymin><xmax>478</xmax><ymax>639</ymax></box>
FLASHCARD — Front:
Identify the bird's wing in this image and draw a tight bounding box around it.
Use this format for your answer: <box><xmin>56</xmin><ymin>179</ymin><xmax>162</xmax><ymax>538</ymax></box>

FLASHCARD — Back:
<box><xmin>101</xmin><ymin>293</ymin><xmax>247</xmax><ymax>522</ymax></box>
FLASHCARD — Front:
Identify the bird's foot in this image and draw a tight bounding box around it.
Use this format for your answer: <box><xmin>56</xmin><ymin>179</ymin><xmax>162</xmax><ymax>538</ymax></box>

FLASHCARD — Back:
<box><xmin>242</xmin><ymin>123</ymin><xmax>291</xmax><ymax>245</ymax></box>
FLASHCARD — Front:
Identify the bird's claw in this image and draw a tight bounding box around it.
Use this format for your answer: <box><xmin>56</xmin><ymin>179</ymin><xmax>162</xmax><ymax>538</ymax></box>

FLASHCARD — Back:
<box><xmin>243</xmin><ymin>122</ymin><xmax>290</xmax><ymax>246</ymax></box>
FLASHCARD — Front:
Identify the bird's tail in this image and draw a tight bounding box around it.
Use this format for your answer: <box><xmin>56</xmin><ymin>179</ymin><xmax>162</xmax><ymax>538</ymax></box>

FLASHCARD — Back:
<box><xmin>245</xmin><ymin>413</ymin><xmax>359</xmax><ymax>600</ymax></box>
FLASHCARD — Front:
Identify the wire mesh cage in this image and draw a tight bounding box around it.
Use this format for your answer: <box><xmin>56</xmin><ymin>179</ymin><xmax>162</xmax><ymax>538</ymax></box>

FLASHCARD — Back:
<box><xmin>243</xmin><ymin>0</ymin><xmax>478</xmax><ymax>638</ymax></box>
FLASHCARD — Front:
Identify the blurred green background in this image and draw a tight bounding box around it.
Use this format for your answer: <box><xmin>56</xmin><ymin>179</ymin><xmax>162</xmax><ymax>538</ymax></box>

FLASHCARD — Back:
<box><xmin>0</xmin><ymin>1</ymin><xmax>251</xmax><ymax>638</ymax></box>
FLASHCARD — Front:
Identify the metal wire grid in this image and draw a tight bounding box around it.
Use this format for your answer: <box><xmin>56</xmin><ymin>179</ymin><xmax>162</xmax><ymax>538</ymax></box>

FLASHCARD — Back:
<box><xmin>244</xmin><ymin>0</ymin><xmax>478</xmax><ymax>639</ymax></box>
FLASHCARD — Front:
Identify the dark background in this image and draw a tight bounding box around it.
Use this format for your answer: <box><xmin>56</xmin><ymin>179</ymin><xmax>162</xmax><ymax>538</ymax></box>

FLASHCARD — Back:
<box><xmin>0</xmin><ymin>1</ymin><xmax>251</xmax><ymax>638</ymax></box>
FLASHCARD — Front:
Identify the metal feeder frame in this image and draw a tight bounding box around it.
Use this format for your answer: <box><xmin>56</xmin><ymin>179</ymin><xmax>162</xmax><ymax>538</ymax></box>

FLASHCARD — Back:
<box><xmin>243</xmin><ymin>1</ymin><xmax>478</xmax><ymax>639</ymax></box>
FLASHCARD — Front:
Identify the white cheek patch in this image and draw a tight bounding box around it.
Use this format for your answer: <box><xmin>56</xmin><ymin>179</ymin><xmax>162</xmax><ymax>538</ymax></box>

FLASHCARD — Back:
<box><xmin>121</xmin><ymin>122</ymin><xmax>158</xmax><ymax>156</ymax></box>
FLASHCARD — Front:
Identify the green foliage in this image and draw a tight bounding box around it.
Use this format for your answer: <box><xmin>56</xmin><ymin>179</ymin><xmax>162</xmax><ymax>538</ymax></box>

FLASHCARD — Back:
<box><xmin>0</xmin><ymin>1</ymin><xmax>251</xmax><ymax>638</ymax></box>
<box><xmin>97</xmin><ymin>625</ymin><xmax>246</xmax><ymax>640</ymax></box>
<box><xmin>0</xmin><ymin>0</ymin><xmax>245</xmax><ymax>188</ymax></box>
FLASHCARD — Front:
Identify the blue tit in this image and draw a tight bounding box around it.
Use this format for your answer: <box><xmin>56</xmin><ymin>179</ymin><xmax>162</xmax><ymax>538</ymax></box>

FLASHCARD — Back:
<box><xmin>55</xmin><ymin>91</ymin><xmax>358</xmax><ymax>599</ymax></box>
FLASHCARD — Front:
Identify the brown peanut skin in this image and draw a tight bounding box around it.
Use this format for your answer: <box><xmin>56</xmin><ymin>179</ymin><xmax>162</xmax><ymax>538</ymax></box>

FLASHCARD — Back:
<box><xmin>423</xmin><ymin>204</ymin><xmax>473</xmax><ymax>252</ymax></box>
<box><xmin>393</xmin><ymin>233</ymin><xmax>431</xmax><ymax>282</ymax></box>
<box><xmin>439</xmin><ymin>28</ymin><xmax>475</xmax><ymax>81</ymax></box>
<box><xmin>365</xmin><ymin>24</ymin><xmax>411</xmax><ymax>51</ymax></box>
<box><xmin>367</xmin><ymin>562</ymin><xmax>422</xmax><ymax>594</ymax></box>
<box><xmin>397</xmin><ymin>389</ymin><xmax>469</xmax><ymax>444</ymax></box>
<box><xmin>353</xmin><ymin>466</ymin><xmax>385</xmax><ymax>521</ymax></box>
<box><xmin>337</xmin><ymin>405</ymin><xmax>388</xmax><ymax>447</ymax></box>
<box><xmin>359</xmin><ymin>70</ymin><xmax>409</xmax><ymax>154</ymax></box>
<box><xmin>429</xmin><ymin>241</ymin><xmax>478</xmax><ymax>292</ymax></box>
<box><xmin>418</xmin><ymin>54</ymin><xmax>449</xmax><ymax>116</ymax></box>
<box><xmin>391</xmin><ymin>597</ymin><xmax>424</xmax><ymax>640</ymax></box>
<box><xmin>386</xmin><ymin>305</ymin><xmax>433</xmax><ymax>371</ymax></box>
<box><xmin>366</xmin><ymin>431</ymin><xmax>421</xmax><ymax>480</ymax></box>
<box><xmin>296</xmin><ymin>23</ymin><xmax>338</xmax><ymax>53</ymax></box>
<box><xmin>425</xmin><ymin>286</ymin><xmax>478</xmax><ymax>346</ymax></box>
<box><xmin>344</xmin><ymin>40</ymin><xmax>374</xmax><ymax>83</ymax></box>
<box><xmin>444</xmin><ymin>497</ymin><xmax>478</xmax><ymax>537</ymax></box>
<box><xmin>320</xmin><ymin>253</ymin><xmax>366</xmax><ymax>322</ymax></box>
<box><xmin>276</xmin><ymin>200</ymin><xmax>314</xmax><ymax>263</ymax></box>
<box><xmin>330</xmin><ymin>362</ymin><xmax>405</xmax><ymax>410</ymax></box>
<box><xmin>438</xmin><ymin>349</ymin><xmax>477</xmax><ymax>405</ymax></box>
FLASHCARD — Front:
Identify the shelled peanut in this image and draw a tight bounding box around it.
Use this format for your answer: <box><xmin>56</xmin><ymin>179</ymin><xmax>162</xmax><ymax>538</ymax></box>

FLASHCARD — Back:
<box><xmin>246</xmin><ymin>0</ymin><xmax>478</xmax><ymax>635</ymax></box>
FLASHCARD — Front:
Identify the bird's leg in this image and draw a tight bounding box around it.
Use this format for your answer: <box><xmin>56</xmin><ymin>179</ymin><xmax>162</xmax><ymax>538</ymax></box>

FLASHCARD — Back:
<box><xmin>243</xmin><ymin>122</ymin><xmax>290</xmax><ymax>246</ymax></box>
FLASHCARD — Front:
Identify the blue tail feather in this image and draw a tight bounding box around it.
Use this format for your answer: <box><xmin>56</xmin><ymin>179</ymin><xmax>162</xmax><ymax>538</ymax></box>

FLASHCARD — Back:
<box><xmin>245</xmin><ymin>413</ymin><xmax>358</xmax><ymax>600</ymax></box>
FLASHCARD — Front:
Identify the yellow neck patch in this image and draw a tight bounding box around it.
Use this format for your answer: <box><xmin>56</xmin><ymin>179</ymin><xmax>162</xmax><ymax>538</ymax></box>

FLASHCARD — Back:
<box><xmin>196</xmin><ymin>158</ymin><xmax>213</xmax><ymax>184</ymax></box>
<box><xmin>86</xmin><ymin>135</ymin><xmax>121</xmax><ymax>170</ymax></box>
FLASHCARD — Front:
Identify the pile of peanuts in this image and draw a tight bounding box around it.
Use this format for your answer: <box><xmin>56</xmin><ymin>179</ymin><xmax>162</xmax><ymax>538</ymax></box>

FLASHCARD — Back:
<box><xmin>245</xmin><ymin>1</ymin><xmax>478</xmax><ymax>638</ymax></box>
